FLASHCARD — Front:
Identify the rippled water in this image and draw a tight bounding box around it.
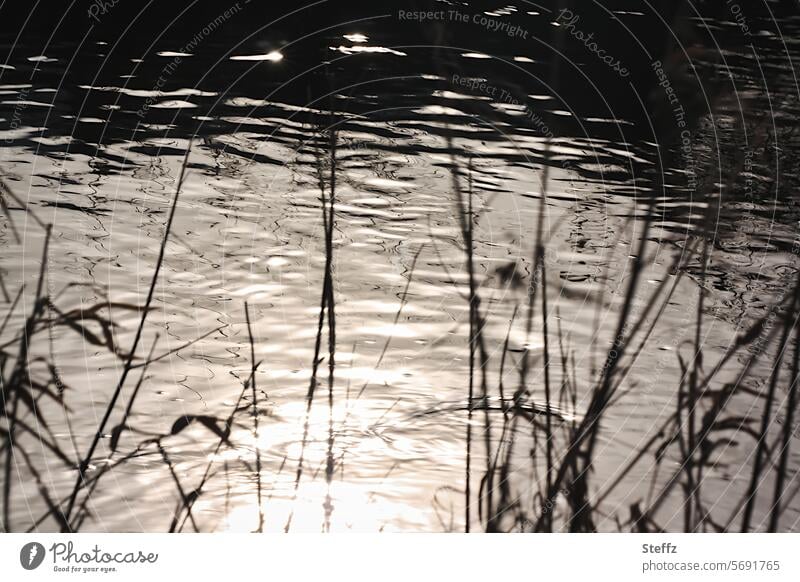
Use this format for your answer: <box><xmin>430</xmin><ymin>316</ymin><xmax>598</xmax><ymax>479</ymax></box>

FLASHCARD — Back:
<box><xmin>2</xmin><ymin>1</ymin><xmax>800</xmax><ymax>532</ymax></box>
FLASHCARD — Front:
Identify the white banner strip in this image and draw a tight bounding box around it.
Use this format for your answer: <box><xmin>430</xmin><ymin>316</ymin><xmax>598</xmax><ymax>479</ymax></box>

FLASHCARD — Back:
<box><xmin>1</xmin><ymin>533</ymin><xmax>799</xmax><ymax>581</ymax></box>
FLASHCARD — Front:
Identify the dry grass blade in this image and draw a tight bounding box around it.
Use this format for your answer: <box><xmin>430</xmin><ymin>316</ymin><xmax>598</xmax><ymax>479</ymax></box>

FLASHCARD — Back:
<box><xmin>244</xmin><ymin>302</ymin><xmax>264</xmax><ymax>533</ymax></box>
<box><xmin>63</xmin><ymin>144</ymin><xmax>193</xmax><ymax>529</ymax></box>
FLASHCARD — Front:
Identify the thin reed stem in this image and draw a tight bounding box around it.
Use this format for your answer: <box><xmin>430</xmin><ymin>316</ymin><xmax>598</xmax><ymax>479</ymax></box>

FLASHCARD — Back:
<box><xmin>244</xmin><ymin>302</ymin><xmax>264</xmax><ymax>533</ymax></box>
<box><xmin>769</xmin><ymin>276</ymin><xmax>800</xmax><ymax>531</ymax></box>
<box><xmin>63</xmin><ymin>145</ymin><xmax>192</xmax><ymax>528</ymax></box>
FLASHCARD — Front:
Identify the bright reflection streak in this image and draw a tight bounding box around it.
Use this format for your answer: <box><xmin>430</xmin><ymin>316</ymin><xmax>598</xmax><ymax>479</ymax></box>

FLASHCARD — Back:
<box><xmin>219</xmin><ymin>481</ymin><xmax>425</xmax><ymax>532</ymax></box>
<box><xmin>343</xmin><ymin>33</ymin><xmax>368</xmax><ymax>43</ymax></box>
<box><xmin>230</xmin><ymin>51</ymin><xmax>283</xmax><ymax>62</ymax></box>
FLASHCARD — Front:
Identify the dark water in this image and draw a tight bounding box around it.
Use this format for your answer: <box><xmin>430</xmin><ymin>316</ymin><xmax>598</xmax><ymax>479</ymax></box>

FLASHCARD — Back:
<box><xmin>2</xmin><ymin>0</ymin><xmax>800</xmax><ymax>532</ymax></box>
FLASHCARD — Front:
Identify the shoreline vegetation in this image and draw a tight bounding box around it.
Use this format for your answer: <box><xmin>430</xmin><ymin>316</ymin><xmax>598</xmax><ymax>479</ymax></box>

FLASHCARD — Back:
<box><xmin>1</xmin><ymin>107</ymin><xmax>798</xmax><ymax>532</ymax></box>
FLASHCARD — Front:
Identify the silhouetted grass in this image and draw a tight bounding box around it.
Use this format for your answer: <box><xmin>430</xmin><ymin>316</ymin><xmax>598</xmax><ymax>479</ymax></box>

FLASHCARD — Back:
<box><xmin>285</xmin><ymin>125</ymin><xmax>338</xmax><ymax>533</ymax></box>
<box><xmin>244</xmin><ymin>302</ymin><xmax>264</xmax><ymax>533</ymax></box>
<box><xmin>1</xmin><ymin>92</ymin><xmax>798</xmax><ymax>535</ymax></box>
